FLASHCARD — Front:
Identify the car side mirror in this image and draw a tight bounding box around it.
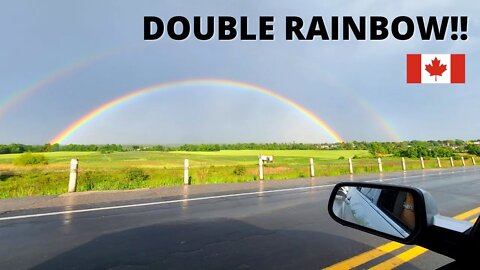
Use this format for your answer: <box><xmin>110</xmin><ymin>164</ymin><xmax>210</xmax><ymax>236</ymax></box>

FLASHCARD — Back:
<box><xmin>328</xmin><ymin>182</ymin><xmax>429</xmax><ymax>244</ymax></box>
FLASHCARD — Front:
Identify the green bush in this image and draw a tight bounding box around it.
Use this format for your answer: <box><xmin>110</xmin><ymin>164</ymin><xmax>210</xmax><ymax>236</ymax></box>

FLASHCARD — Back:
<box><xmin>233</xmin><ymin>165</ymin><xmax>246</xmax><ymax>176</ymax></box>
<box><xmin>338</xmin><ymin>156</ymin><xmax>345</xmax><ymax>160</ymax></box>
<box><xmin>125</xmin><ymin>168</ymin><xmax>149</xmax><ymax>182</ymax></box>
<box><xmin>82</xmin><ymin>171</ymin><xmax>96</xmax><ymax>190</ymax></box>
<box><xmin>13</xmin><ymin>152</ymin><xmax>48</xmax><ymax>166</ymax></box>
<box><xmin>0</xmin><ymin>171</ymin><xmax>15</xmax><ymax>181</ymax></box>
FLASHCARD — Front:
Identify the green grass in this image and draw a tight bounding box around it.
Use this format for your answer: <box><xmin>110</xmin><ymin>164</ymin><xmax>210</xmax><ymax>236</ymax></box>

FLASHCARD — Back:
<box><xmin>0</xmin><ymin>150</ymin><xmax>475</xmax><ymax>199</ymax></box>
<box><xmin>0</xmin><ymin>150</ymin><xmax>370</xmax><ymax>168</ymax></box>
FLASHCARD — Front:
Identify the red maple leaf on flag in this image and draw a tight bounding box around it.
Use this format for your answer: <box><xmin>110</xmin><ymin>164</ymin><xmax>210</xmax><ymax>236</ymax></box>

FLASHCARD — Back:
<box><xmin>425</xmin><ymin>57</ymin><xmax>447</xmax><ymax>81</ymax></box>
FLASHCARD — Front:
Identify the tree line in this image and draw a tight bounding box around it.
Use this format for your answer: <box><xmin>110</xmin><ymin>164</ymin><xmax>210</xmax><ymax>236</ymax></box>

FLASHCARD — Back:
<box><xmin>0</xmin><ymin>140</ymin><xmax>479</xmax><ymax>158</ymax></box>
<box><xmin>0</xmin><ymin>143</ymin><xmax>124</xmax><ymax>154</ymax></box>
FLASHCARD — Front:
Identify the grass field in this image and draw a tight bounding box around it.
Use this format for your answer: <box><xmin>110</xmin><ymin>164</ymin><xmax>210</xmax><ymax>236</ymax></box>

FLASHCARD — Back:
<box><xmin>0</xmin><ymin>150</ymin><xmax>475</xmax><ymax>199</ymax></box>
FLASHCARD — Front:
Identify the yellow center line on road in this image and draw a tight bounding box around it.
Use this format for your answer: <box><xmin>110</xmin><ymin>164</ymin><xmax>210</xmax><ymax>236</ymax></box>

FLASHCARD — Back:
<box><xmin>453</xmin><ymin>207</ymin><xmax>480</xmax><ymax>220</ymax></box>
<box><xmin>368</xmin><ymin>246</ymin><xmax>428</xmax><ymax>270</ymax></box>
<box><xmin>323</xmin><ymin>242</ymin><xmax>405</xmax><ymax>270</ymax></box>
<box><xmin>367</xmin><ymin>211</ymin><xmax>480</xmax><ymax>270</ymax></box>
<box><xmin>323</xmin><ymin>207</ymin><xmax>480</xmax><ymax>270</ymax></box>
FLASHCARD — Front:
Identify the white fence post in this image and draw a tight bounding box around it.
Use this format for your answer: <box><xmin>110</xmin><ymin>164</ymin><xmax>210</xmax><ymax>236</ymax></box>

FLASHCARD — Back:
<box><xmin>377</xmin><ymin>158</ymin><xmax>383</xmax><ymax>173</ymax></box>
<box><xmin>461</xmin><ymin>157</ymin><xmax>466</xmax><ymax>167</ymax></box>
<box><xmin>437</xmin><ymin>157</ymin><xmax>442</xmax><ymax>168</ymax></box>
<box><xmin>348</xmin><ymin>158</ymin><xmax>353</xmax><ymax>174</ymax></box>
<box><xmin>259</xmin><ymin>158</ymin><xmax>264</xmax><ymax>180</ymax></box>
<box><xmin>472</xmin><ymin>157</ymin><xmax>476</xmax><ymax>166</ymax></box>
<box><xmin>184</xmin><ymin>159</ymin><xmax>189</xmax><ymax>185</ymax></box>
<box><xmin>401</xmin><ymin>157</ymin><xmax>406</xmax><ymax>172</ymax></box>
<box><xmin>450</xmin><ymin>157</ymin><xmax>455</xmax><ymax>167</ymax></box>
<box><xmin>68</xmin><ymin>159</ymin><xmax>78</xmax><ymax>193</ymax></box>
<box><xmin>309</xmin><ymin>158</ymin><xmax>315</xmax><ymax>177</ymax></box>
<box><xmin>420</xmin><ymin>157</ymin><xmax>425</xmax><ymax>169</ymax></box>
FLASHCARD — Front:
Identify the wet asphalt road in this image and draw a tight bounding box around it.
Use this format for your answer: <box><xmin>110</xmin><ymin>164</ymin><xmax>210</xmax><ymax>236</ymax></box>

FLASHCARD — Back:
<box><xmin>0</xmin><ymin>167</ymin><xmax>479</xmax><ymax>270</ymax></box>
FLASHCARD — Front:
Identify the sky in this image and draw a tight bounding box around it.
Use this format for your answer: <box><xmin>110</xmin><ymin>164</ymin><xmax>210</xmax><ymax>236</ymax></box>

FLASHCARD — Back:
<box><xmin>0</xmin><ymin>0</ymin><xmax>479</xmax><ymax>144</ymax></box>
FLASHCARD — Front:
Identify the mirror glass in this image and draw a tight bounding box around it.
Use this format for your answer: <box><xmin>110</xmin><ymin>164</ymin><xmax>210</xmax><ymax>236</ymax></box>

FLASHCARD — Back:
<box><xmin>331</xmin><ymin>185</ymin><xmax>416</xmax><ymax>239</ymax></box>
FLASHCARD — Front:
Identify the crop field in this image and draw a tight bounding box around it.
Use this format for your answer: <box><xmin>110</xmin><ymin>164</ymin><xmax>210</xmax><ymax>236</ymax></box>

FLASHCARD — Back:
<box><xmin>0</xmin><ymin>150</ymin><xmax>475</xmax><ymax>199</ymax></box>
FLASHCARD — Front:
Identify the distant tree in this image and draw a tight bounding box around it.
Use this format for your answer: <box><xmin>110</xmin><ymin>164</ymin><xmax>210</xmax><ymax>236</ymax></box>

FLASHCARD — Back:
<box><xmin>0</xmin><ymin>145</ymin><xmax>10</xmax><ymax>154</ymax></box>
<box><xmin>454</xmin><ymin>139</ymin><xmax>465</xmax><ymax>146</ymax></box>
<box><xmin>149</xmin><ymin>145</ymin><xmax>167</xmax><ymax>151</ymax></box>
<box><xmin>368</xmin><ymin>142</ymin><xmax>387</xmax><ymax>156</ymax></box>
<box><xmin>98</xmin><ymin>144</ymin><xmax>124</xmax><ymax>153</ymax></box>
<box><xmin>466</xmin><ymin>145</ymin><xmax>480</xmax><ymax>156</ymax></box>
<box><xmin>7</xmin><ymin>143</ymin><xmax>25</xmax><ymax>153</ymax></box>
<box><xmin>343</xmin><ymin>142</ymin><xmax>354</xmax><ymax>150</ymax></box>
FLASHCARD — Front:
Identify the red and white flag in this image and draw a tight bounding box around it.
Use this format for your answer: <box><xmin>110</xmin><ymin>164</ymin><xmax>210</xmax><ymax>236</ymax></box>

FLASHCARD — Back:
<box><xmin>406</xmin><ymin>54</ymin><xmax>465</xmax><ymax>84</ymax></box>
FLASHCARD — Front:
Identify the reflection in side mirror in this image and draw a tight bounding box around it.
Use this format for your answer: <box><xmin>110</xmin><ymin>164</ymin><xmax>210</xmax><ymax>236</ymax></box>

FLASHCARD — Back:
<box><xmin>330</xmin><ymin>184</ymin><xmax>418</xmax><ymax>240</ymax></box>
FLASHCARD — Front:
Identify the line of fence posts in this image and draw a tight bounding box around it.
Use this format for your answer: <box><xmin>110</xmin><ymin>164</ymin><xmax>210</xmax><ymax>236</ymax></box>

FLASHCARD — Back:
<box><xmin>342</xmin><ymin>156</ymin><xmax>475</xmax><ymax>176</ymax></box>
<box><xmin>65</xmin><ymin>155</ymin><xmax>479</xmax><ymax>192</ymax></box>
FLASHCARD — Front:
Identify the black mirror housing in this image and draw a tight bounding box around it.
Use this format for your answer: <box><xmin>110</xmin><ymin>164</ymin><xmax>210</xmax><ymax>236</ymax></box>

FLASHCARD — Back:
<box><xmin>328</xmin><ymin>182</ymin><xmax>428</xmax><ymax>244</ymax></box>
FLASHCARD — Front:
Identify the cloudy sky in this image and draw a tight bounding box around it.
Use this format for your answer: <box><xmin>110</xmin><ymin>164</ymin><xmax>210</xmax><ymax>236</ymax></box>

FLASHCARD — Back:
<box><xmin>0</xmin><ymin>0</ymin><xmax>479</xmax><ymax>144</ymax></box>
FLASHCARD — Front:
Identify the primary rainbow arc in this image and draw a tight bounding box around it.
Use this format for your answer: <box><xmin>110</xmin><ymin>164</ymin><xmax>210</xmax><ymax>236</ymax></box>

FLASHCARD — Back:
<box><xmin>49</xmin><ymin>78</ymin><xmax>345</xmax><ymax>144</ymax></box>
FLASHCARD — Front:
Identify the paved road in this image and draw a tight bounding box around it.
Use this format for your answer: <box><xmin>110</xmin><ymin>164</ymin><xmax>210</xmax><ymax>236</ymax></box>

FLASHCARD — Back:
<box><xmin>0</xmin><ymin>167</ymin><xmax>479</xmax><ymax>269</ymax></box>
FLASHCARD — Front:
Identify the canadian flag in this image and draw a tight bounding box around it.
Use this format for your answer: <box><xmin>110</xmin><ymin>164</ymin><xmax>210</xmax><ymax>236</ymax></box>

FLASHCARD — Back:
<box><xmin>406</xmin><ymin>54</ymin><xmax>465</xmax><ymax>84</ymax></box>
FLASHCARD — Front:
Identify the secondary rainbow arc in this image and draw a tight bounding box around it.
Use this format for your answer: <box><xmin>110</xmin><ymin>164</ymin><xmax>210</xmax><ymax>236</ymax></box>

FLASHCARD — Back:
<box><xmin>0</xmin><ymin>46</ymin><xmax>131</xmax><ymax>119</ymax></box>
